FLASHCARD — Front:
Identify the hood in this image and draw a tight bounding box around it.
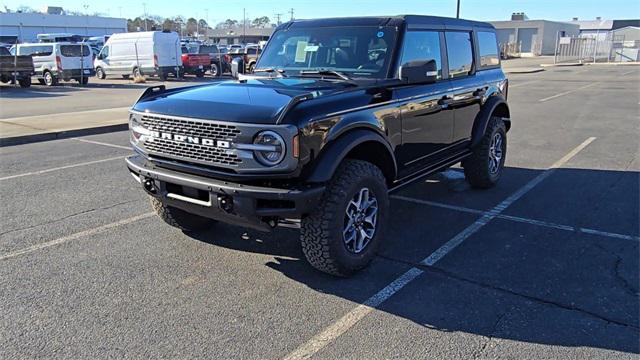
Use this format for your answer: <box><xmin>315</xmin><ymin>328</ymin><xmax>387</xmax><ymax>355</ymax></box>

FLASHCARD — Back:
<box><xmin>132</xmin><ymin>78</ymin><xmax>350</xmax><ymax>124</ymax></box>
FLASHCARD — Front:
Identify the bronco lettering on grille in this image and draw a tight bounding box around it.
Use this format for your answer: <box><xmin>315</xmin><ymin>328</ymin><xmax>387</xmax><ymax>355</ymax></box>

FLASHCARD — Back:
<box><xmin>148</xmin><ymin>131</ymin><xmax>231</xmax><ymax>149</ymax></box>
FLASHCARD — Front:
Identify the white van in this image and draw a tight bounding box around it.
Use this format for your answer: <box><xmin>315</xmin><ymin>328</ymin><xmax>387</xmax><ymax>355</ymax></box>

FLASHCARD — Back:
<box><xmin>11</xmin><ymin>42</ymin><xmax>94</xmax><ymax>86</ymax></box>
<box><xmin>94</xmin><ymin>31</ymin><xmax>182</xmax><ymax>81</ymax></box>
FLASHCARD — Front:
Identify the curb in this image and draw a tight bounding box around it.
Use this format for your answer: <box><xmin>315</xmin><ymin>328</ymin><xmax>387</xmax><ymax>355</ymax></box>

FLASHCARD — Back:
<box><xmin>504</xmin><ymin>68</ymin><xmax>545</xmax><ymax>74</ymax></box>
<box><xmin>540</xmin><ymin>63</ymin><xmax>583</xmax><ymax>67</ymax></box>
<box><xmin>0</xmin><ymin>123</ymin><xmax>128</xmax><ymax>147</ymax></box>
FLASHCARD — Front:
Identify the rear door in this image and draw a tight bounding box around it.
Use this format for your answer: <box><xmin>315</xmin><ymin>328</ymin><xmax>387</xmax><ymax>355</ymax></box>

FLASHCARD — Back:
<box><xmin>59</xmin><ymin>44</ymin><xmax>92</xmax><ymax>74</ymax></box>
<box><xmin>444</xmin><ymin>31</ymin><xmax>485</xmax><ymax>143</ymax></box>
<box><xmin>155</xmin><ymin>35</ymin><xmax>181</xmax><ymax>67</ymax></box>
<box><xmin>395</xmin><ymin>30</ymin><xmax>455</xmax><ymax>176</ymax></box>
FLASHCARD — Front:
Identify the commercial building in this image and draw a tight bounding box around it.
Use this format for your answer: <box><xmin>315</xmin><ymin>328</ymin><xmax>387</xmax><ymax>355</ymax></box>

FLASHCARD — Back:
<box><xmin>0</xmin><ymin>12</ymin><xmax>127</xmax><ymax>43</ymax></box>
<box><xmin>206</xmin><ymin>27</ymin><xmax>274</xmax><ymax>45</ymax></box>
<box><xmin>490</xmin><ymin>13</ymin><xmax>580</xmax><ymax>56</ymax></box>
<box><xmin>570</xmin><ymin>18</ymin><xmax>640</xmax><ymax>40</ymax></box>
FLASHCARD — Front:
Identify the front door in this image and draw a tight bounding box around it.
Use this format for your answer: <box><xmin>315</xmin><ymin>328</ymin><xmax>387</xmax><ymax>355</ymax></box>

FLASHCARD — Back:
<box><xmin>394</xmin><ymin>30</ymin><xmax>454</xmax><ymax>177</ymax></box>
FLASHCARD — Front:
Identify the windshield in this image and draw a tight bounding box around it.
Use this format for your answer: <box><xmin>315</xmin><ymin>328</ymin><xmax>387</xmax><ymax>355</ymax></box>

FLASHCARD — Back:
<box><xmin>256</xmin><ymin>26</ymin><xmax>397</xmax><ymax>78</ymax></box>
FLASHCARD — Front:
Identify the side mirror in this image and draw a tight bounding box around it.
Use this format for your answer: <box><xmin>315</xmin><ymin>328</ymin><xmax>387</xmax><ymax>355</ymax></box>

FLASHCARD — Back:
<box><xmin>231</xmin><ymin>57</ymin><xmax>245</xmax><ymax>79</ymax></box>
<box><xmin>399</xmin><ymin>59</ymin><xmax>438</xmax><ymax>84</ymax></box>
<box><xmin>97</xmin><ymin>54</ymin><xmax>103</xmax><ymax>60</ymax></box>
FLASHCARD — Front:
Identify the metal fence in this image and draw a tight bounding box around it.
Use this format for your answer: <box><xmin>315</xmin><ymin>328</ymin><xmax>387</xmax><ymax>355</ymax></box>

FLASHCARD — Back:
<box><xmin>554</xmin><ymin>32</ymin><xmax>639</xmax><ymax>64</ymax></box>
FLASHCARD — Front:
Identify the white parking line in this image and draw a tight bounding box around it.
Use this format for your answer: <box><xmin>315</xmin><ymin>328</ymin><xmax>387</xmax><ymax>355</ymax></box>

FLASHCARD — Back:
<box><xmin>0</xmin><ymin>156</ymin><xmax>125</xmax><ymax>181</ymax></box>
<box><xmin>72</xmin><ymin>138</ymin><xmax>131</xmax><ymax>150</ymax></box>
<box><xmin>0</xmin><ymin>212</ymin><xmax>154</xmax><ymax>261</ymax></box>
<box><xmin>621</xmin><ymin>70</ymin><xmax>637</xmax><ymax>76</ymax></box>
<box><xmin>392</xmin><ymin>196</ymin><xmax>638</xmax><ymax>242</ymax></box>
<box><xmin>283</xmin><ymin>137</ymin><xmax>596</xmax><ymax>360</ymax></box>
<box><xmin>539</xmin><ymin>82</ymin><xmax>599</xmax><ymax>102</ymax></box>
<box><xmin>509</xmin><ymin>80</ymin><xmax>538</xmax><ymax>88</ymax></box>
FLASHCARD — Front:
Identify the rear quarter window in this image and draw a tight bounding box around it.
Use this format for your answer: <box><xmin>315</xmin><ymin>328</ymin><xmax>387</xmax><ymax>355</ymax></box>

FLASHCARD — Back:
<box><xmin>19</xmin><ymin>45</ymin><xmax>53</xmax><ymax>56</ymax></box>
<box><xmin>60</xmin><ymin>45</ymin><xmax>91</xmax><ymax>57</ymax></box>
<box><xmin>477</xmin><ymin>31</ymin><xmax>500</xmax><ymax>68</ymax></box>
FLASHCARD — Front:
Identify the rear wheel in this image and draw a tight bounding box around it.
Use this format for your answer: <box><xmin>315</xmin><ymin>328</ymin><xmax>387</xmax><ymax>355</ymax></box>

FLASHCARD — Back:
<box><xmin>248</xmin><ymin>63</ymin><xmax>256</xmax><ymax>73</ymax></box>
<box><xmin>18</xmin><ymin>77</ymin><xmax>31</xmax><ymax>88</ymax></box>
<box><xmin>300</xmin><ymin>159</ymin><xmax>389</xmax><ymax>276</ymax></box>
<box><xmin>210</xmin><ymin>63</ymin><xmax>219</xmax><ymax>77</ymax></box>
<box><xmin>38</xmin><ymin>78</ymin><xmax>46</xmax><ymax>85</ymax></box>
<box><xmin>463</xmin><ymin>116</ymin><xmax>507</xmax><ymax>188</ymax></box>
<box><xmin>43</xmin><ymin>71</ymin><xmax>57</xmax><ymax>86</ymax></box>
<box><xmin>96</xmin><ymin>67</ymin><xmax>106</xmax><ymax>79</ymax></box>
<box><xmin>149</xmin><ymin>196</ymin><xmax>216</xmax><ymax>232</ymax></box>
<box><xmin>132</xmin><ymin>67</ymin><xmax>142</xmax><ymax>78</ymax></box>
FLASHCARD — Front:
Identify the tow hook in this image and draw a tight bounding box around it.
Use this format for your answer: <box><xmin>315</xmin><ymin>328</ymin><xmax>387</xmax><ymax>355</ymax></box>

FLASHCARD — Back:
<box><xmin>142</xmin><ymin>177</ymin><xmax>156</xmax><ymax>194</ymax></box>
<box><xmin>218</xmin><ymin>195</ymin><xmax>233</xmax><ymax>213</ymax></box>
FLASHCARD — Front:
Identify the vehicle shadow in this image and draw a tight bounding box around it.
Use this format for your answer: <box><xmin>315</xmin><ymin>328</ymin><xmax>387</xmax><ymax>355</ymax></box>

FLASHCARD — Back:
<box><xmin>0</xmin><ymin>84</ymin><xmax>84</xmax><ymax>98</ymax></box>
<box><xmin>187</xmin><ymin>166</ymin><xmax>639</xmax><ymax>355</ymax></box>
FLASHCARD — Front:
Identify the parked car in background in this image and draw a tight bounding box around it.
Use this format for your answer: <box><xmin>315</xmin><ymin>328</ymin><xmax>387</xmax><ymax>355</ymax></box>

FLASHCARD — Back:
<box><xmin>180</xmin><ymin>46</ymin><xmax>211</xmax><ymax>77</ymax></box>
<box><xmin>94</xmin><ymin>31</ymin><xmax>182</xmax><ymax>81</ymax></box>
<box><xmin>197</xmin><ymin>44</ymin><xmax>229</xmax><ymax>76</ymax></box>
<box><xmin>228</xmin><ymin>45</ymin><xmax>262</xmax><ymax>73</ymax></box>
<box><xmin>11</xmin><ymin>42</ymin><xmax>94</xmax><ymax>86</ymax></box>
<box><xmin>0</xmin><ymin>46</ymin><xmax>34</xmax><ymax>87</ymax></box>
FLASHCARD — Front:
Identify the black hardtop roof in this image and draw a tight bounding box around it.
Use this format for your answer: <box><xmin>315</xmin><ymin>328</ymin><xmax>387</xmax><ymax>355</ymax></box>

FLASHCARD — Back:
<box><xmin>278</xmin><ymin>15</ymin><xmax>494</xmax><ymax>31</ymax></box>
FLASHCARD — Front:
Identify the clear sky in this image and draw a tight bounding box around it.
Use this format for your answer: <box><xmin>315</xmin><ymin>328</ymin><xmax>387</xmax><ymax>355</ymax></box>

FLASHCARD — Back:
<box><xmin>4</xmin><ymin>0</ymin><xmax>639</xmax><ymax>24</ymax></box>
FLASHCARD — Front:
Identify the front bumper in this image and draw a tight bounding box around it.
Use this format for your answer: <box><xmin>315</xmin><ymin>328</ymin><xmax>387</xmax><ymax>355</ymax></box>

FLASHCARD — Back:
<box><xmin>126</xmin><ymin>155</ymin><xmax>325</xmax><ymax>231</ymax></box>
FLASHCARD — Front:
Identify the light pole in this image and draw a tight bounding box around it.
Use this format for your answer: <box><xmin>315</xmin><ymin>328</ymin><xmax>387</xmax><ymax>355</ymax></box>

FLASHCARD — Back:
<box><xmin>456</xmin><ymin>0</ymin><xmax>460</xmax><ymax>18</ymax></box>
<box><xmin>142</xmin><ymin>3</ymin><xmax>148</xmax><ymax>31</ymax></box>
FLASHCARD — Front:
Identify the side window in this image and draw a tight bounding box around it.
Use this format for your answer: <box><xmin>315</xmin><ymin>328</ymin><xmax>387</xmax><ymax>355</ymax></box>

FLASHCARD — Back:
<box><xmin>101</xmin><ymin>46</ymin><xmax>109</xmax><ymax>58</ymax></box>
<box><xmin>399</xmin><ymin>31</ymin><xmax>442</xmax><ymax>79</ymax></box>
<box><xmin>445</xmin><ymin>31</ymin><xmax>473</xmax><ymax>78</ymax></box>
<box><xmin>477</xmin><ymin>31</ymin><xmax>499</xmax><ymax>68</ymax></box>
<box><xmin>247</xmin><ymin>48</ymin><xmax>257</xmax><ymax>55</ymax></box>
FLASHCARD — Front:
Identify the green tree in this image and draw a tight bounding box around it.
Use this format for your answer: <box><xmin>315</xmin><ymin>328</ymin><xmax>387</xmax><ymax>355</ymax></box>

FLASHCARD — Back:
<box><xmin>251</xmin><ymin>16</ymin><xmax>270</xmax><ymax>28</ymax></box>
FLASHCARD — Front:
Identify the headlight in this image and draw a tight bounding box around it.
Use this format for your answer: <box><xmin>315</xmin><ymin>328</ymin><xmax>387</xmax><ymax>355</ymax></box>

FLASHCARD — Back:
<box><xmin>129</xmin><ymin>114</ymin><xmax>149</xmax><ymax>144</ymax></box>
<box><xmin>253</xmin><ymin>130</ymin><xmax>285</xmax><ymax>166</ymax></box>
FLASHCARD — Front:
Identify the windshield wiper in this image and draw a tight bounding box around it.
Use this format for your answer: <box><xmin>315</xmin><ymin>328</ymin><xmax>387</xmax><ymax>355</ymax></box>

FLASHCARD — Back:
<box><xmin>252</xmin><ymin>67</ymin><xmax>287</xmax><ymax>77</ymax></box>
<box><xmin>297</xmin><ymin>69</ymin><xmax>359</xmax><ymax>86</ymax></box>
<box><xmin>298</xmin><ymin>69</ymin><xmax>352</xmax><ymax>81</ymax></box>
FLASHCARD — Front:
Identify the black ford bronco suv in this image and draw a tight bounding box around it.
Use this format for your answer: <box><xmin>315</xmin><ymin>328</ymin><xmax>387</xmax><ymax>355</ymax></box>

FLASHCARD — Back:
<box><xmin>126</xmin><ymin>15</ymin><xmax>511</xmax><ymax>276</ymax></box>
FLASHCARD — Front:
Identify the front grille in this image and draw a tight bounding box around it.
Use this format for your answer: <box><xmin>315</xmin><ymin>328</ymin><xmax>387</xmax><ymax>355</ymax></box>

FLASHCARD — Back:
<box><xmin>140</xmin><ymin>114</ymin><xmax>243</xmax><ymax>166</ymax></box>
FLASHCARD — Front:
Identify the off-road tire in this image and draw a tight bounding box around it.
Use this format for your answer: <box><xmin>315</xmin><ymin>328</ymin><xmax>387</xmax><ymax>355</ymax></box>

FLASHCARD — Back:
<box><xmin>463</xmin><ymin>116</ymin><xmax>507</xmax><ymax>189</ymax></box>
<box><xmin>149</xmin><ymin>196</ymin><xmax>216</xmax><ymax>232</ymax></box>
<box><xmin>96</xmin><ymin>67</ymin><xmax>106</xmax><ymax>79</ymax></box>
<box><xmin>300</xmin><ymin>159</ymin><xmax>389</xmax><ymax>276</ymax></box>
<box><xmin>18</xmin><ymin>77</ymin><xmax>31</xmax><ymax>88</ymax></box>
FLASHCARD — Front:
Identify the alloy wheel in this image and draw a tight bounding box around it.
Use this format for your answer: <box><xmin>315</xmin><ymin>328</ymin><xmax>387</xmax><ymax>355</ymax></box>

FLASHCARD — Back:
<box><xmin>488</xmin><ymin>132</ymin><xmax>504</xmax><ymax>175</ymax></box>
<box><xmin>343</xmin><ymin>187</ymin><xmax>378</xmax><ymax>254</ymax></box>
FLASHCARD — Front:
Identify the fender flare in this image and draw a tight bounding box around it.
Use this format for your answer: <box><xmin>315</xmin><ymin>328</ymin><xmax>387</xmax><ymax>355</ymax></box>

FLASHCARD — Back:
<box><xmin>471</xmin><ymin>95</ymin><xmax>511</xmax><ymax>147</ymax></box>
<box><xmin>306</xmin><ymin>129</ymin><xmax>397</xmax><ymax>183</ymax></box>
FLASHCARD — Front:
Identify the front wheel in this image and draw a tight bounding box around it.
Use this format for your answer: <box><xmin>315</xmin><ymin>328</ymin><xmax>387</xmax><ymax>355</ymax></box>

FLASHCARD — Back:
<box><xmin>132</xmin><ymin>67</ymin><xmax>142</xmax><ymax>78</ymax></box>
<box><xmin>301</xmin><ymin>159</ymin><xmax>389</xmax><ymax>276</ymax></box>
<box><xmin>463</xmin><ymin>116</ymin><xmax>507</xmax><ymax>188</ymax></box>
<box><xmin>149</xmin><ymin>196</ymin><xmax>216</xmax><ymax>232</ymax></box>
<box><xmin>96</xmin><ymin>67</ymin><xmax>106</xmax><ymax>79</ymax></box>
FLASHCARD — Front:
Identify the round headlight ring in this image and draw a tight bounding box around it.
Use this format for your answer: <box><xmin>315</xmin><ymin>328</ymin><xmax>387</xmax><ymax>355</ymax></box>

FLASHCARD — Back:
<box><xmin>253</xmin><ymin>130</ymin><xmax>286</xmax><ymax>166</ymax></box>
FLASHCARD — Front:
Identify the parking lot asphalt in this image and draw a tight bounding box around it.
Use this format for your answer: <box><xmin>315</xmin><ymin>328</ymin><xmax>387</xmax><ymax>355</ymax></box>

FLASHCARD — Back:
<box><xmin>0</xmin><ymin>65</ymin><xmax>638</xmax><ymax>358</ymax></box>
